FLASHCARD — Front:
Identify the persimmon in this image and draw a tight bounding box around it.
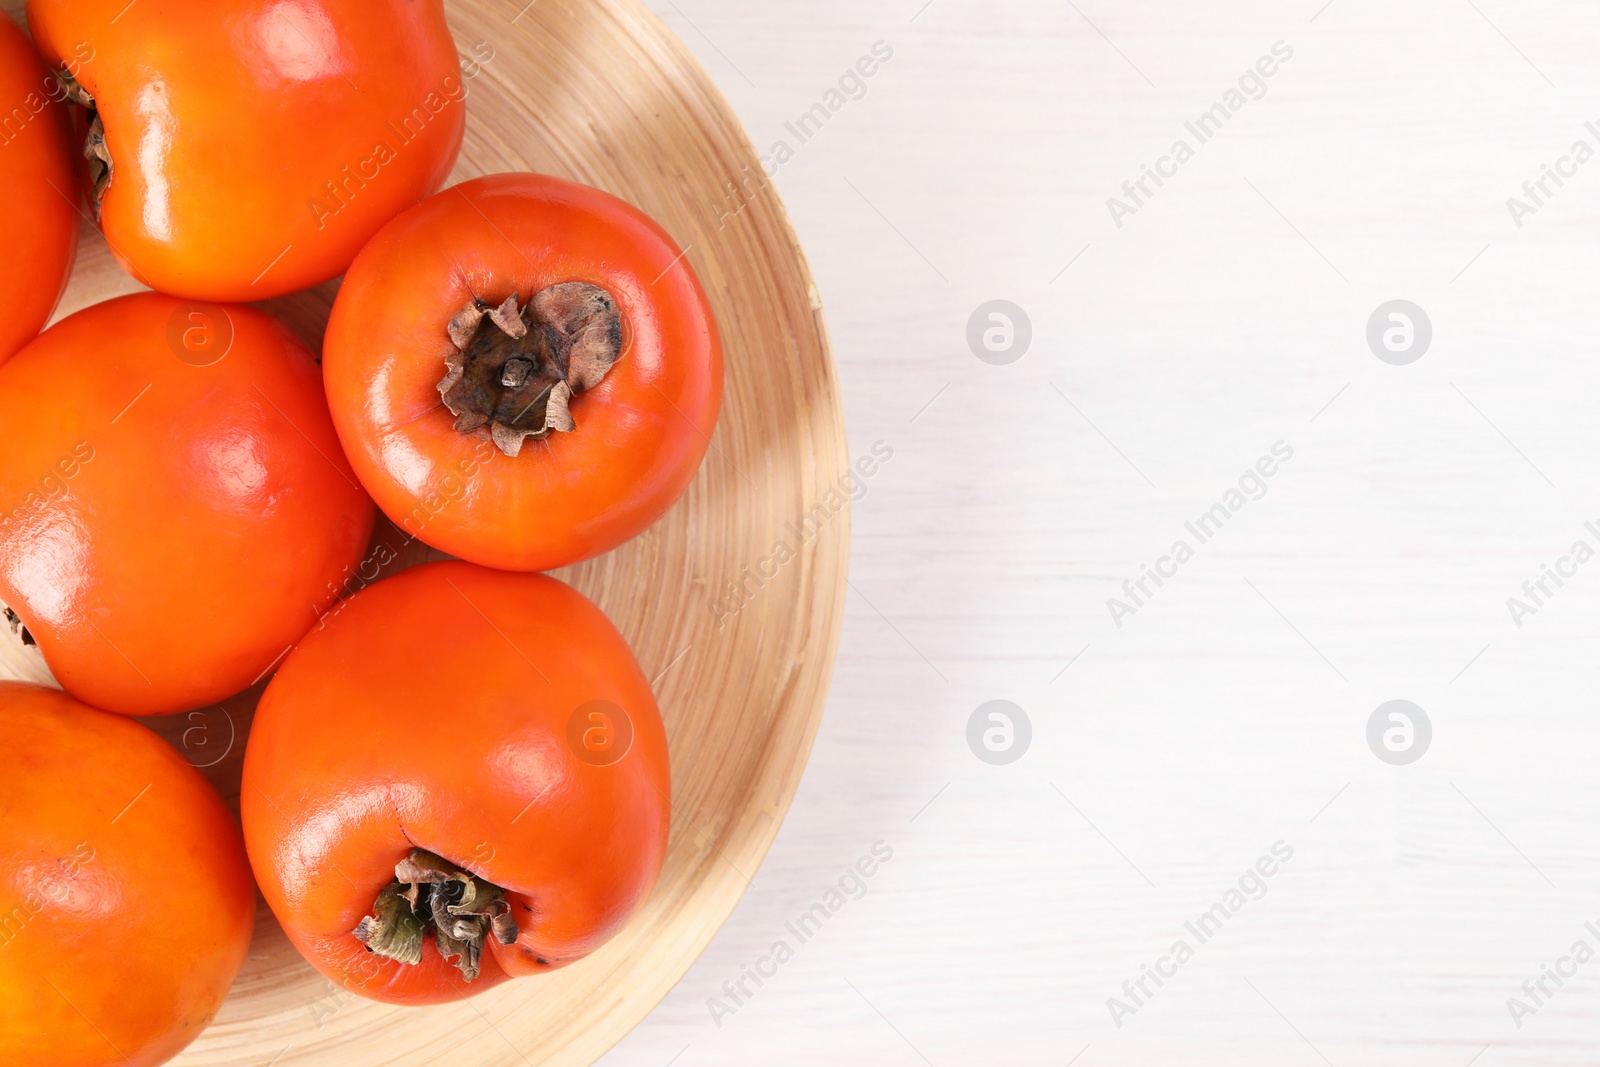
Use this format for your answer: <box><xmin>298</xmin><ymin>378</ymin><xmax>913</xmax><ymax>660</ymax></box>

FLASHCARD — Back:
<box><xmin>0</xmin><ymin>682</ymin><xmax>256</xmax><ymax>1067</ymax></box>
<box><xmin>0</xmin><ymin>292</ymin><xmax>375</xmax><ymax>717</ymax></box>
<box><xmin>323</xmin><ymin>172</ymin><xmax>722</xmax><ymax>572</ymax></box>
<box><xmin>241</xmin><ymin>561</ymin><xmax>670</xmax><ymax>1005</ymax></box>
<box><xmin>0</xmin><ymin>10</ymin><xmax>77</xmax><ymax>364</ymax></box>
<box><xmin>24</xmin><ymin>0</ymin><xmax>466</xmax><ymax>300</ymax></box>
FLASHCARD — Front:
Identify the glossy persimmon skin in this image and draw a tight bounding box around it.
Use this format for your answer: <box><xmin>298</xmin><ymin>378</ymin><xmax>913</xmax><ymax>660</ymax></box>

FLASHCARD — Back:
<box><xmin>0</xmin><ymin>11</ymin><xmax>77</xmax><ymax>364</ymax></box>
<box><xmin>0</xmin><ymin>683</ymin><xmax>256</xmax><ymax>1067</ymax></box>
<box><xmin>241</xmin><ymin>561</ymin><xmax>670</xmax><ymax>1005</ymax></box>
<box><xmin>323</xmin><ymin>172</ymin><xmax>723</xmax><ymax>572</ymax></box>
<box><xmin>0</xmin><ymin>293</ymin><xmax>376</xmax><ymax>717</ymax></box>
<box><xmin>24</xmin><ymin>0</ymin><xmax>465</xmax><ymax>301</ymax></box>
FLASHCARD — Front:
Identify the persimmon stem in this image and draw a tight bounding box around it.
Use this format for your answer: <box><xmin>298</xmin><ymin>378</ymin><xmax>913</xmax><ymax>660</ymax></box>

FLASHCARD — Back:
<box><xmin>352</xmin><ymin>848</ymin><xmax>518</xmax><ymax>982</ymax></box>
<box><xmin>437</xmin><ymin>283</ymin><xmax>623</xmax><ymax>458</ymax></box>
<box><xmin>54</xmin><ymin>68</ymin><xmax>111</xmax><ymax>218</ymax></box>
<box><xmin>3</xmin><ymin>607</ymin><xmax>34</xmax><ymax>647</ymax></box>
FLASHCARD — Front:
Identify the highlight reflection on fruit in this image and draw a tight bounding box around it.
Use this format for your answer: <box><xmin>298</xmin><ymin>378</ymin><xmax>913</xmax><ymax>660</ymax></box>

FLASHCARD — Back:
<box><xmin>0</xmin><ymin>292</ymin><xmax>375</xmax><ymax>717</ymax></box>
<box><xmin>241</xmin><ymin>561</ymin><xmax>671</xmax><ymax>1005</ymax></box>
<box><xmin>0</xmin><ymin>9</ymin><xmax>77</xmax><ymax>365</ymax></box>
<box><xmin>24</xmin><ymin>0</ymin><xmax>466</xmax><ymax>300</ymax></box>
<box><xmin>0</xmin><ymin>682</ymin><xmax>256</xmax><ymax>1067</ymax></box>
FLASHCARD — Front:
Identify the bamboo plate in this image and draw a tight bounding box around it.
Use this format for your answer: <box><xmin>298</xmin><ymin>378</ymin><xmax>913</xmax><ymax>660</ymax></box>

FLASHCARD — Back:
<box><xmin>0</xmin><ymin>0</ymin><xmax>848</xmax><ymax>1063</ymax></box>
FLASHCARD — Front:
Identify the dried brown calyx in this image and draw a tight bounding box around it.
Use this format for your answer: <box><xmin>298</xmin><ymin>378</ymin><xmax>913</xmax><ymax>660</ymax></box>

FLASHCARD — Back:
<box><xmin>352</xmin><ymin>848</ymin><xmax>519</xmax><ymax>982</ymax></box>
<box><xmin>55</xmin><ymin>68</ymin><xmax>111</xmax><ymax>218</ymax></box>
<box><xmin>3</xmin><ymin>607</ymin><xmax>34</xmax><ymax>647</ymax></box>
<box><xmin>438</xmin><ymin>282</ymin><xmax>624</xmax><ymax>458</ymax></box>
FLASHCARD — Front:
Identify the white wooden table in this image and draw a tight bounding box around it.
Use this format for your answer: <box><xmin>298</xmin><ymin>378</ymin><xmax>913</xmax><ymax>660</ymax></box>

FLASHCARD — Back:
<box><xmin>609</xmin><ymin>2</ymin><xmax>1600</xmax><ymax>1063</ymax></box>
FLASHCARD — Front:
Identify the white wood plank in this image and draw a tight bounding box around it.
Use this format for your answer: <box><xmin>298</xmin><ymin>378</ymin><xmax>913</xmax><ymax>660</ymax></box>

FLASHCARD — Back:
<box><xmin>608</xmin><ymin>2</ymin><xmax>1600</xmax><ymax>1063</ymax></box>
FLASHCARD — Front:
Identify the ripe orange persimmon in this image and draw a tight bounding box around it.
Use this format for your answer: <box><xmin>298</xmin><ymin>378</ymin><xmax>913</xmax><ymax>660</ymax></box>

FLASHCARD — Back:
<box><xmin>241</xmin><ymin>561</ymin><xmax>670</xmax><ymax>1005</ymax></box>
<box><xmin>323</xmin><ymin>172</ymin><xmax>722</xmax><ymax>572</ymax></box>
<box><xmin>0</xmin><ymin>10</ymin><xmax>77</xmax><ymax>364</ymax></box>
<box><xmin>24</xmin><ymin>0</ymin><xmax>466</xmax><ymax>300</ymax></box>
<box><xmin>0</xmin><ymin>292</ymin><xmax>375</xmax><ymax>717</ymax></box>
<box><xmin>0</xmin><ymin>683</ymin><xmax>256</xmax><ymax>1067</ymax></box>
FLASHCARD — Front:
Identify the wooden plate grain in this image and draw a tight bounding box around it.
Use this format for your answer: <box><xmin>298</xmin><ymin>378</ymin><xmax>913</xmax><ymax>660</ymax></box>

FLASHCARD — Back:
<box><xmin>0</xmin><ymin>1</ymin><xmax>847</xmax><ymax>1063</ymax></box>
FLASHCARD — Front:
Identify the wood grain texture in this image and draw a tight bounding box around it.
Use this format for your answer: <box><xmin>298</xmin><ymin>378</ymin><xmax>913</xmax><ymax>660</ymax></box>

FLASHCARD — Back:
<box><xmin>598</xmin><ymin>2</ymin><xmax>1600</xmax><ymax>1065</ymax></box>
<box><xmin>0</xmin><ymin>1</ymin><xmax>847</xmax><ymax>1064</ymax></box>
